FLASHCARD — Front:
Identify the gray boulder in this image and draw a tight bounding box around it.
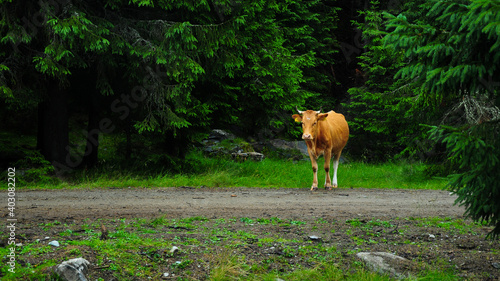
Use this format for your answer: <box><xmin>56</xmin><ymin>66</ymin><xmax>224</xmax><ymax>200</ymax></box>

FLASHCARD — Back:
<box><xmin>202</xmin><ymin>129</ymin><xmax>237</xmax><ymax>156</ymax></box>
<box><xmin>207</xmin><ymin>129</ymin><xmax>235</xmax><ymax>141</ymax></box>
<box><xmin>54</xmin><ymin>258</ymin><xmax>90</xmax><ymax>281</ymax></box>
<box><xmin>232</xmin><ymin>151</ymin><xmax>265</xmax><ymax>161</ymax></box>
<box><xmin>202</xmin><ymin>129</ymin><xmax>264</xmax><ymax>161</ymax></box>
<box><xmin>269</xmin><ymin>138</ymin><xmax>350</xmax><ymax>163</ymax></box>
<box><xmin>269</xmin><ymin>139</ymin><xmax>309</xmax><ymax>156</ymax></box>
<box><xmin>356</xmin><ymin>252</ymin><xmax>410</xmax><ymax>279</ymax></box>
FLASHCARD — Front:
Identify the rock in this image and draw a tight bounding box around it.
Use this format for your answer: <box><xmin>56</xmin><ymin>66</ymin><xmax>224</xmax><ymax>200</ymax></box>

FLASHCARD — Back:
<box><xmin>247</xmin><ymin>151</ymin><xmax>264</xmax><ymax>161</ymax></box>
<box><xmin>232</xmin><ymin>152</ymin><xmax>264</xmax><ymax>161</ymax></box>
<box><xmin>269</xmin><ymin>139</ymin><xmax>309</xmax><ymax>157</ymax></box>
<box><xmin>202</xmin><ymin>129</ymin><xmax>261</xmax><ymax>160</ymax></box>
<box><xmin>492</xmin><ymin>262</ymin><xmax>500</xmax><ymax>269</ymax></box>
<box><xmin>48</xmin><ymin>240</ymin><xmax>60</xmax><ymax>247</ymax></box>
<box><xmin>54</xmin><ymin>258</ymin><xmax>90</xmax><ymax>281</ymax></box>
<box><xmin>356</xmin><ymin>252</ymin><xmax>409</xmax><ymax>279</ymax></box>
<box><xmin>170</xmin><ymin>246</ymin><xmax>179</xmax><ymax>254</ymax></box>
<box><xmin>208</xmin><ymin>129</ymin><xmax>235</xmax><ymax>141</ymax></box>
<box><xmin>231</xmin><ymin>152</ymin><xmax>248</xmax><ymax>161</ymax></box>
<box><xmin>267</xmin><ymin>138</ymin><xmax>350</xmax><ymax>162</ymax></box>
<box><xmin>308</xmin><ymin>235</ymin><xmax>321</xmax><ymax>241</ymax></box>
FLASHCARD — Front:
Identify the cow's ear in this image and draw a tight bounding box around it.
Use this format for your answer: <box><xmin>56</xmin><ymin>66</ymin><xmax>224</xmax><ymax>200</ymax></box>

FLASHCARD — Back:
<box><xmin>318</xmin><ymin>113</ymin><xmax>328</xmax><ymax>121</ymax></box>
<box><xmin>292</xmin><ymin>114</ymin><xmax>302</xmax><ymax>123</ymax></box>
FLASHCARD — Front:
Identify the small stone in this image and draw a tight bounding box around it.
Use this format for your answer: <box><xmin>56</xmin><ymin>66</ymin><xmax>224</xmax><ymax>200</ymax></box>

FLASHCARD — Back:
<box><xmin>163</xmin><ymin>272</ymin><xmax>170</xmax><ymax>277</ymax></box>
<box><xmin>48</xmin><ymin>240</ymin><xmax>60</xmax><ymax>247</ymax></box>
<box><xmin>428</xmin><ymin>234</ymin><xmax>436</xmax><ymax>239</ymax></box>
<box><xmin>492</xmin><ymin>262</ymin><xmax>500</xmax><ymax>269</ymax></box>
<box><xmin>54</xmin><ymin>258</ymin><xmax>90</xmax><ymax>281</ymax></box>
<box><xmin>357</xmin><ymin>252</ymin><xmax>409</xmax><ymax>279</ymax></box>
<box><xmin>231</xmin><ymin>194</ymin><xmax>237</xmax><ymax>197</ymax></box>
<box><xmin>309</xmin><ymin>235</ymin><xmax>321</xmax><ymax>241</ymax></box>
<box><xmin>170</xmin><ymin>246</ymin><xmax>179</xmax><ymax>254</ymax></box>
<box><xmin>247</xmin><ymin>152</ymin><xmax>265</xmax><ymax>161</ymax></box>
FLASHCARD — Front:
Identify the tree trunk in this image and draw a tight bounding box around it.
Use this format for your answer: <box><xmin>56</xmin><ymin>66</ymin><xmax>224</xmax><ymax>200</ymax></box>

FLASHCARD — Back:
<box><xmin>165</xmin><ymin>131</ymin><xmax>188</xmax><ymax>159</ymax></box>
<box><xmin>125</xmin><ymin>119</ymin><xmax>132</xmax><ymax>160</ymax></box>
<box><xmin>81</xmin><ymin>89</ymin><xmax>100</xmax><ymax>168</ymax></box>
<box><xmin>37</xmin><ymin>81</ymin><xmax>69</xmax><ymax>173</ymax></box>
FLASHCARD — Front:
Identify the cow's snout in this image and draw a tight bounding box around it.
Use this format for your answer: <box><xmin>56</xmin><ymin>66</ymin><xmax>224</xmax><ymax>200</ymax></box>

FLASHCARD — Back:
<box><xmin>302</xmin><ymin>134</ymin><xmax>313</xmax><ymax>140</ymax></box>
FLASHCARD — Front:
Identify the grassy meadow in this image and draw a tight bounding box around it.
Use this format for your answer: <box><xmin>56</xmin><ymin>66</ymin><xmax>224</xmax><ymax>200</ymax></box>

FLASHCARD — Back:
<box><xmin>2</xmin><ymin>129</ymin><xmax>447</xmax><ymax>190</ymax></box>
<box><xmin>3</xmin><ymin>215</ymin><xmax>492</xmax><ymax>281</ymax></box>
<box><xmin>27</xmin><ymin>150</ymin><xmax>448</xmax><ymax>190</ymax></box>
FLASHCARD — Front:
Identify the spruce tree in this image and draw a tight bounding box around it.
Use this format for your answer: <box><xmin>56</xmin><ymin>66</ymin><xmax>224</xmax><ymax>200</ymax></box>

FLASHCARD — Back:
<box><xmin>0</xmin><ymin>0</ymin><xmax>317</xmax><ymax>168</ymax></box>
<box><xmin>385</xmin><ymin>0</ymin><xmax>500</xmax><ymax>238</ymax></box>
<box><xmin>344</xmin><ymin>0</ymin><xmax>434</xmax><ymax>161</ymax></box>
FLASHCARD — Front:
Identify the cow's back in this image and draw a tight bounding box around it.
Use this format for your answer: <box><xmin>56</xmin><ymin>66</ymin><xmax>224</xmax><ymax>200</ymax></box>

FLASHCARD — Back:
<box><xmin>325</xmin><ymin>111</ymin><xmax>349</xmax><ymax>153</ymax></box>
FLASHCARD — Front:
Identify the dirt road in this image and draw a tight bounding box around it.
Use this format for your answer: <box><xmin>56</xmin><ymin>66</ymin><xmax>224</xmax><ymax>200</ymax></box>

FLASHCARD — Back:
<box><xmin>16</xmin><ymin>187</ymin><xmax>465</xmax><ymax>221</ymax></box>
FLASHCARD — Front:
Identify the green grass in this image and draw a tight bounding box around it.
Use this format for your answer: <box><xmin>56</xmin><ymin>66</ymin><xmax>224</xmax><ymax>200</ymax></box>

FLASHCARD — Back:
<box><xmin>2</xmin><ymin>216</ymin><xmax>485</xmax><ymax>280</ymax></box>
<box><xmin>1</xmin><ymin>130</ymin><xmax>447</xmax><ymax>190</ymax></box>
<box><xmin>24</xmin><ymin>151</ymin><xmax>448</xmax><ymax>190</ymax></box>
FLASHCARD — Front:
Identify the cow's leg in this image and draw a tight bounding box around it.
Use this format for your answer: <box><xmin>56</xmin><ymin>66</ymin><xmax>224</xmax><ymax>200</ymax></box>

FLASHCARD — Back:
<box><xmin>332</xmin><ymin>152</ymin><xmax>341</xmax><ymax>188</ymax></box>
<box><xmin>309</xmin><ymin>153</ymin><xmax>319</xmax><ymax>191</ymax></box>
<box><xmin>324</xmin><ymin>150</ymin><xmax>333</xmax><ymax>190</ymax></box>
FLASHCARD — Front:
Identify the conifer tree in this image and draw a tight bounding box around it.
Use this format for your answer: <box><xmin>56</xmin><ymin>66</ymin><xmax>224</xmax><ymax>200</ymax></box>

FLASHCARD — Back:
<box><xmin>385</xmin><ymin>0</ymin><xmax>500</xmax><ymax>238</ymax></box>
<box><xmin>344</xmin><ymin>0</ymin><xmax>434</xmax><ymax>161</ymax></box>
<box><xmin>0</xmin><ymin>0</ymin><xmax>316</xmax><ymax>168</ymax></box>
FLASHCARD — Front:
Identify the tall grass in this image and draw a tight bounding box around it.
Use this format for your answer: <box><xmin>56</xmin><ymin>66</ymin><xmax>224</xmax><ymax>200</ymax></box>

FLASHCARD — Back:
<box><xmin>160</xmin><ymin>156</ymin><xmax>446</xmax><ymax>190</ymax></box>
<box><xmin>45</xmin><ymin>151</ymin><xmax>447</xmax><ymax>190</ymax></box>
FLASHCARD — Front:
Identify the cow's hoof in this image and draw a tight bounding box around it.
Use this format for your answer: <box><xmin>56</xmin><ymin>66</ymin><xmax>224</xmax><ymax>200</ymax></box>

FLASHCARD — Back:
<box><xmin>311</xmin><ymin>186</ymin><xmax>318</xmax><ymax>191</ymax></box>
<box><xmin>325</xmin><ymin>186</ymin><xmax>332</xmax><ymax>191</ymax></box>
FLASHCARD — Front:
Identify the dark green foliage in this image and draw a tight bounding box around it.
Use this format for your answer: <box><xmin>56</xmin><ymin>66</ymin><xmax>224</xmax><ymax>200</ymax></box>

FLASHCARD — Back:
<box><xmin>384</xmin><ymin>0</ymin><xmax>500</xmax><ymax>105</ymax></box>
<box><xmin>385</xmin><ymin>0</ymin><xmax>500</xmax><ymax>237</ymax></box>
<box><xmin>278</xmin><ymin>0</ymin><xmax>341</xmax><ymax>101</ymax></box>
<box><xmin>344</xmin><ymin>0</ymin><xmax>435</xmax><ymax>162</ymax></box>
<box><xmin>12</xmin><ymin>150</ymin><xmax>59</xmax><ymax>185</ymax></box>
<box><xmin>430</xmin><ymin>123</ymin><xmax>500</xmax><ymax>238</ymax></box>
<box><xmin>197</xmin><ymin>1</ymin><xmax>316</xmax><ymax>138</ymax></box>
<box><xmin>1</xmin><ymin>0</ymin><xmax>331</xmax><ymax>167</ymax></box>
<box><xmin>0</xmin><ymin>140</ymin><xmax>58</xmax><ymax>185</ymax></box>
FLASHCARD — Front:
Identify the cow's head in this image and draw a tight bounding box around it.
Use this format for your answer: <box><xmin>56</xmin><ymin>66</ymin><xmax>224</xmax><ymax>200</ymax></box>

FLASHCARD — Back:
<box><xmin>292</xmin><ymin>107</ymin><xmax>328</xmax><ymax>140</ymax></box>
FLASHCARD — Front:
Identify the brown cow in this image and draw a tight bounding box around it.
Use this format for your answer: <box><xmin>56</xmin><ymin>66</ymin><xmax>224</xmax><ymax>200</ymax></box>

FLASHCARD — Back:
<box><xmin>292</xmin><ymin>107</ymin><xmax>349</xmax><ymax>191</ymax></box>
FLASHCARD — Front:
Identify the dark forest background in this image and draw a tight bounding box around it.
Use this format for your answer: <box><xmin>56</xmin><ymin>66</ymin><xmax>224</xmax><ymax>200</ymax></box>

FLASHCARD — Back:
<box><xmin>1</xmin><ymin>0</ymin><xmax>500</xmax><ymax>235</ymax></box>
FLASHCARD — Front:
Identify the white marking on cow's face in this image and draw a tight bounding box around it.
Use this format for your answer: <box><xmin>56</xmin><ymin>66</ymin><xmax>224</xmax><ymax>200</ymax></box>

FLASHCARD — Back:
<box><xmin>306</xmin><ymin>118</ymin><xmax>311</xmax><ymax>120</ymax></box>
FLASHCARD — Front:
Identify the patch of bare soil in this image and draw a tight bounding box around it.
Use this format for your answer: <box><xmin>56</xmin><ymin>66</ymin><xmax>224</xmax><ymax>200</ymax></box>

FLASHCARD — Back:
<box><xmin>8</xmin><ymin>187</ymin><xmax>500</xmax><ymax>280</ymax></box>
